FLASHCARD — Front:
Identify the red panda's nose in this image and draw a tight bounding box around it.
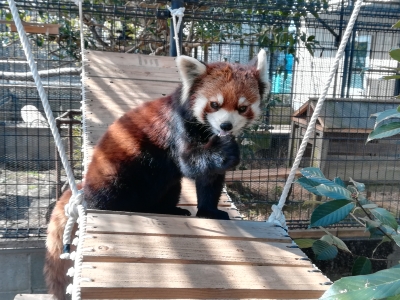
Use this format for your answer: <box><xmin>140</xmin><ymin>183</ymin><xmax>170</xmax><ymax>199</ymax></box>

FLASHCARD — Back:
<box><xmin>220</xmin><ymin>122</ymin><xmax>233</xmax><ymax>131</ymax></box>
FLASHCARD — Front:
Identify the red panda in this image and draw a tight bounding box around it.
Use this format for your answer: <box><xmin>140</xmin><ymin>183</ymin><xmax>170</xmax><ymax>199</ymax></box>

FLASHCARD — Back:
<box><xmin>44</xmin><ymin>50</ymin><xmax>269</xmax><ymax>300</ymax></box>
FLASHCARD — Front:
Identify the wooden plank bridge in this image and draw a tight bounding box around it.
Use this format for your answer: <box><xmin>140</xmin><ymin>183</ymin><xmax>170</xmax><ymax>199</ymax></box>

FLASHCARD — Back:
<box><xmin>73</xmin><ymin>51</ymin><xmax>330</xmax><ymax>299</ymax></box>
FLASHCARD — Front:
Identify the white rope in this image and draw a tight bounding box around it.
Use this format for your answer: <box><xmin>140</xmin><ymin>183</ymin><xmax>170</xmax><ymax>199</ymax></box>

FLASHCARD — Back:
<box><xmin>65</xmin><ymin>204</ymin><xmax>87</xmax><ymax>299</ymax></box>
<box><xmin>7</xmin><ymin>0</ymin><xmax>79</xmax><ymax>197</ymax></box>
<box><xmin>268</xmin><ymin>0</ymin><xmax>364</xmax><ymax>228</ymax></box>
<box><xmin>167</xmin><ymin>6</ymin><xmax>185</xmax><ymax>57</ymax></box>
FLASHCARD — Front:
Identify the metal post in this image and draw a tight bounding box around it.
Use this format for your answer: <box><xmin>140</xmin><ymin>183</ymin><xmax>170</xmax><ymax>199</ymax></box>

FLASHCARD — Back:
<box><xmin>169</xmin><ymin>0</ymin><xmax>184</xmax><ymax>57</ymax></box>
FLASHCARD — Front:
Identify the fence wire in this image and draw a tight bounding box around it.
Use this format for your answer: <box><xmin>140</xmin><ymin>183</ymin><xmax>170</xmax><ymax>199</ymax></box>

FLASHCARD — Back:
<box><xmin>1</xmin><ymin>0</ymin><xmax>400</xmax><ymax>236</ymax></box>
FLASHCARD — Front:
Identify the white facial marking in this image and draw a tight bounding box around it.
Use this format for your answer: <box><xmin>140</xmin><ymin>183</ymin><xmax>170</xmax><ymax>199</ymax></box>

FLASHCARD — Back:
<box><xmin>217</xmin><ymin>94</ymin><xmax>224</xmax><ymax>105</ymax></box>
<box><xmin>192</xmin><ymin>94</ymin><xmax>208</xmax><ymax>123</ymax></box>
<box><xmin>176</xmin><ymin>56</ymin><xmax>207</xmax><ymax>104</ymax></box>
<box><xmin>239</xmin><ymin>97</ymin><xmax>249</xmax><ymax>106</ymax></box>
<box><xmin>206</xmin><ymin>108</ymin><xmax>248</xmax><ymax>136</ymax></box>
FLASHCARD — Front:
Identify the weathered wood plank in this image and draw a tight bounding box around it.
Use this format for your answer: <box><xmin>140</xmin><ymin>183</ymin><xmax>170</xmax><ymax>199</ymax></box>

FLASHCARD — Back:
<box><xmin>0</xmin><ymin>21</ymin><xmax>60</xmax><ymax>35</ymax></box>
<box><xmin>290</xmin><ymin>228</ymin><xmax>370</xmax><ymax>239</ymax></box>
<box><xmin>80</xmin><ymin>262</ymin><xmax>329</xmax><ymax>299</ymax></box>
<box><xmin>86</xmin><ymin>210</ymin><xmax>290</xmax><ymax>242</ymax></box>
<box><xmin>86</xmin><ymin>51</ymin><xmax>178</xmax><ymax>70</ymax></box>
<box><xmin>82</xmin><ymin>234</ymin><xmax>310</xmax><ymax>266</ymax></box>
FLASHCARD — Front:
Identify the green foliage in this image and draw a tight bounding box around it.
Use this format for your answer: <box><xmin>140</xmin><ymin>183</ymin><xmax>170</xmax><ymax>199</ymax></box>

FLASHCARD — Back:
<box><xmin>368</xmin><ymin>22</ymin><xmax>400</xmax><ymax>142</ymax></box>
<box><xmin>367</xmin><ymin>122</ymin><xmax>400</xmax><ymax>143</ymax></box>
<box><xmin>309</xmin><ymin>200</ymin><xmax>354</xmax><ymax>228</ymax></box>
<box><xmin>1</xmin><ymin>0</ymin><xmax>329</xmax><ymax>60</ymax></box>
<box><xmin>296</xmin><ymin>167</ymin><xmax>400</xmax><ymax>299</ymax></box>
<box><xmin>352</xmin><ymin>257</ymin><xmax>372</xmax><ymax>276</ymax></box>
<box><xmin>320</xmin><ymin>267</ymin><xmax>400</xmax><ymax>300</ymax></box>
<box><xmin>294</xmin><ymin>238</ymin><xmax>316</xmax><ymax>248</ymax></box>
<box><xmin>312</xmin><ymin>240</ymin><xmax>338</xmax><ymax>260</ymax></box>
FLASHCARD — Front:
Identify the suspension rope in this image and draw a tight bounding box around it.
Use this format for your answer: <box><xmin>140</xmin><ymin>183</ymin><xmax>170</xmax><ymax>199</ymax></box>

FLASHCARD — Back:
<box><xmin>167</xmin><ymin>6</ymin><xmax>185</xmax><ymax>57</ymax></box>
<box><xmin>7</xmin><ymin>0</ymin><xmax>79</xmax><ymax>197</ymax></box>
<box><xmin>268</xmin><ymin>0</ymin><xmax>364</xmax><ymax>229</ymax></box>
<box><xmin>7</xmin><ymin>0</ymin><xmax>87</xmax><ymax>299</ymax></box>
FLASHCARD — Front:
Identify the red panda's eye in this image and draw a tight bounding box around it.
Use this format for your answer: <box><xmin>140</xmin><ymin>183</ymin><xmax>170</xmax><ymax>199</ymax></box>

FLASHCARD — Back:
<box><xmin>238</xmin><ymin>106</ymin><xmax>248</xmax><ymax>113</ymax></box>
<box><xmin>210</xmin><ymin>102</ymin><xmax>219</xmax><ymax>110</ymax></box>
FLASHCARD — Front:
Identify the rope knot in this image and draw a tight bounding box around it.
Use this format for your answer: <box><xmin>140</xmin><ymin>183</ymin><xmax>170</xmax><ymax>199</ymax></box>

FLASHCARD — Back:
<box><xmin>168</xmin><ymin>7</ymin><xmax>185</xmax><ymax>18</ymax></box>
<box><xmin>267</xmin><ymin>204</ymin><xmax>288</xmax><ymax>230</ymax></box>
<box><xmin>64</xmin><ymin>189</ymin><xmax>85</xmax><ymax>218</ymax></box>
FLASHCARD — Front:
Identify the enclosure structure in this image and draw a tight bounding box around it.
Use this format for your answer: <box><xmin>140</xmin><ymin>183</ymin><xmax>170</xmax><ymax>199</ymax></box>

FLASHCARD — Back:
<box><xmin>293</xmin><ymin>1</ymin><xmax>400</xmax><ymax>110</ymax></box>
<box><xmin>1</xmin><ymin>0</ymin><xmax>400</xmax><ymax>240</ymax></box>
<box><xmin>290</xmin><ymin>98</ymin><xmax>400</xmax><ymax>183</ymax></box>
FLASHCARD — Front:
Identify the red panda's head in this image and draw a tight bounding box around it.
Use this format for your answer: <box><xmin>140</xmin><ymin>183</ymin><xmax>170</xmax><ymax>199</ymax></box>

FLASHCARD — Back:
<box><xmin>176</xmin><ymin>50</ymin><xmax>269</xmax><ymax>136</ymax></box>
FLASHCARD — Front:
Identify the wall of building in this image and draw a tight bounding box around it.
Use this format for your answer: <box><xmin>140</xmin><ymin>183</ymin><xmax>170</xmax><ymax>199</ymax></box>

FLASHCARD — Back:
<box><xmin>0</xmin><ymin>239</ymin><xmax>47</xmax><ymax>300</ymax></box>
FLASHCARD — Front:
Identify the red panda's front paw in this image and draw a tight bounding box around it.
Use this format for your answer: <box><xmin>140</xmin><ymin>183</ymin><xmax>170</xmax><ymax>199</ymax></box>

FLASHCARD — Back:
<box><xmin>196</xmin><ymin>208</ymin><xmax>230</xmax><ymax>220</ymax></box>
<box><xmin>216</xmin><ymin>135</ymin><xmax>240</xmax><ymax>171</ymax></box>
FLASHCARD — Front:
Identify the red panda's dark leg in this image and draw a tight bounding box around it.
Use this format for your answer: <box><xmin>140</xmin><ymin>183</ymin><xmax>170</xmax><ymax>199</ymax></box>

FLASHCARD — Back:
<box><xmin>155</xmin><ymin>180</ymin><xmax>191</xmax><ymax>216</ymax></box>
<box><xmin>195</xmin><ymin>173</ymin><xmax>229</xmax><ymax>220</ymax></box>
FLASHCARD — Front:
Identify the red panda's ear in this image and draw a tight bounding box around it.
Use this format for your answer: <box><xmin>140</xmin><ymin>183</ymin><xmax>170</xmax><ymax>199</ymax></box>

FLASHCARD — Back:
<box><xmin>176</xmin><ymin>56</ymin><xmax>207</xmax><ymax>104</ymax></box>
<box><xmin>256</xmin><ymin>49</ymin><xmax>268</xmax><ymax>84</ymax></box>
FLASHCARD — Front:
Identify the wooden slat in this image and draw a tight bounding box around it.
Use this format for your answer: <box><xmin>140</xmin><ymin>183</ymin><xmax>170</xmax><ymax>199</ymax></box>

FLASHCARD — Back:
<box><xmin>86</xmin><ymin>51</ymin><xmax>177</xmax><ymax>77</ymax></box>
<box><xmin>80</xmin><ymin>262</ymin><xmax>329</xmax><ymax>299</ymax></box>
<box><xmin>290</xmin><ymin>228</ymin><xmax>370</xmax><ymax>239</ymax></box>
<box><xmin>225</xmin><ymin>168</ymin><xmax>301</xmax><ymax>182</ymax></box>
<box><xmin>82</xmin><ymin>234</ymin><xmax>310</xmax><ymax>266</ymax></box>
<box><xmin>86</xmin><ymin>210</ymin><xmax>290</xmax><ymax>243</ymax></box>
<box><xmin>0</xmin><ymin>21</ymin><xmax>60</xmax><ymax>35</ymax></box>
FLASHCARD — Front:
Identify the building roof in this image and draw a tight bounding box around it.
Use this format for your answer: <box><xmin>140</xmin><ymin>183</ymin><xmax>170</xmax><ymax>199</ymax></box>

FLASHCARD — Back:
<box><xmin>293</xmin><ymin>98</ymin><xmax>400</xmax><ymax>131</ymax></box>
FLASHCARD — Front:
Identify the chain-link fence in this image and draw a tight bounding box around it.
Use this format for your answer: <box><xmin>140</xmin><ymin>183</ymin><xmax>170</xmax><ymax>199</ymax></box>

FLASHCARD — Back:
<box><xmin>1</xmin><ymin>0</ymin><xmax>400</xmax><ymax>236</ymax></box>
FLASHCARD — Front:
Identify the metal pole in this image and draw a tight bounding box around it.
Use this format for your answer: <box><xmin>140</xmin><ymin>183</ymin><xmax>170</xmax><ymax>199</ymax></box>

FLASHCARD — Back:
<box><xmin>169</xmin><ymin>0</ymin><xmax>184</xmax><ymax>57</ymax></box>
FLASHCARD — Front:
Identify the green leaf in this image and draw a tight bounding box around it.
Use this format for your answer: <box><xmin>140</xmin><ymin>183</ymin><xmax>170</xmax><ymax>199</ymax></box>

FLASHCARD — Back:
<box><xmin>369</xmin><ymin>225</ymin><xmax>396</xmax><ymax>239</ymax></box>
<box><xmin>310</xmin><ymin>200</ymin><xmax>355</xmax><ymax>228</ymax></box>
<box><xmin>390</xmin><ymin>49</ymin><xmax>400</xmax><ymax>63</ymax></box>
<box><xmin>352</xmin><ymin>256</ymin><xmax>372</xmax><ymax>276</ymax></box>
<box><xmin>321</xmin><ymin>234</ymin><xmax>351</xmax><ymax>253</ymax></box>
<box><xmin>383</xmin><ymin>75</ymin><xmax>400</xmax><ymax>80</ymax></box>
<box><xmin>320</xmin><ymin>267</ymin><xmax>400</xmax><ymax>300</ymax></box>
<box><xmin>367</xmin><ymin>122</ymin><xmax>400</xmax><ymax>142</ymax></box>
<box><xmin>294</xmin><ymin>238</ymin><xmax>316</xmax><ymax>248</ymax></box>
<box><xmin>371</xmin><ymin>109</ymin><xmax>400</xmax><ymax>127</ymax></box>
<box><xmin>295</xmin><ymin>177</ymin><xmax>324</xmax><ymax>196</ymax></box>
<box><xmin>349</xmin><ymin>177</ymin><xmax>365</xmax><ymax>192</ymax></box>
<box><xmin>331</xmin><ymin>235</ymin><xmax>352</xmax><ymax>253</ymax></box>
<box><xmin>391</xmin><ymin>235</ymin><xmax>400</xmax><ymax>248</ymax></box>
<box><xmin>361</xmin><ymin>217</ymin><xmax>382</xmax><ymax>229</ymax></box>
<box><xmin>334</xmin><ymin>177</ymin><xmax>346</xmax><ymax>187</ymax></box>
<box><xmin>393</xmin><ymin>20</ymin><xmax>400</xmax><ymax>28</ymax></box>
<box><xmin>312</xmin><ymin>240</ymin><xmax>338</xmax><ymax>260</ymax></box>
<box><xmin>316</xmin><ymin>184</ymin><xmax>353</xmax><ymax>200</ymax></box>
<box><xmin>370</xmin><ymin>208</ymin><xmax>398</xmax><ymax>231</ymax></box>
<box><xmin>362</xmin><ymin>204</ymin><xmax>378</xmax><ymax>209</ymax></box>
<box><xmin>300</xmin><ymin>167</ymin><xmax>325</xmax><ymax>178</ymax></box>
<box><xmin>306</xmin><ymin>177</ymin><xmax>345</xmax><ymax>188</ymax></box>
<box><xmin>358</xmin><ymin>194</ymin><xmax>370</xmax><ymax>206</ymax></box>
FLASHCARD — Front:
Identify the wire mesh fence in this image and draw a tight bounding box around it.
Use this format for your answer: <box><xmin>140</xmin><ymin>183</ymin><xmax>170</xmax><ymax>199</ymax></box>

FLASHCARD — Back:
<box><xmin>1</xmin><ymin>0</ymin><xmax>400</xmax><ymax>236</ymax></box>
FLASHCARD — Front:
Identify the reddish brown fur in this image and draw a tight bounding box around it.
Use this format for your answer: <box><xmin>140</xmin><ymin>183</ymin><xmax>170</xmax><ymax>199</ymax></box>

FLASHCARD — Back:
<box><xmin>44</xmin><ymin>185</ymin><xmax>79</xmax><ymax>300</ymax></box>
<box><xmin>44</xmin><ymin>56</ymin><xmax>266</xmax><ymax>299</ymax></box>
<box><xmin>192</xmin><ymin>63</ymin><xmax>261</xmax><ymax>116</ymax></box>
<box><xmin>44</xmin><ymin>99</ymin><xmax>173</xmax><ymax>299</ymax></box>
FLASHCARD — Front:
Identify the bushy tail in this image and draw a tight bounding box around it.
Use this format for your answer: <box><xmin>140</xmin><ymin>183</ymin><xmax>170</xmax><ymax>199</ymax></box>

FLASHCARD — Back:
<box><xmin>44</xmin><ymin>188</ymin><xmax>76</xmax><ymax>300</ymax></box>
